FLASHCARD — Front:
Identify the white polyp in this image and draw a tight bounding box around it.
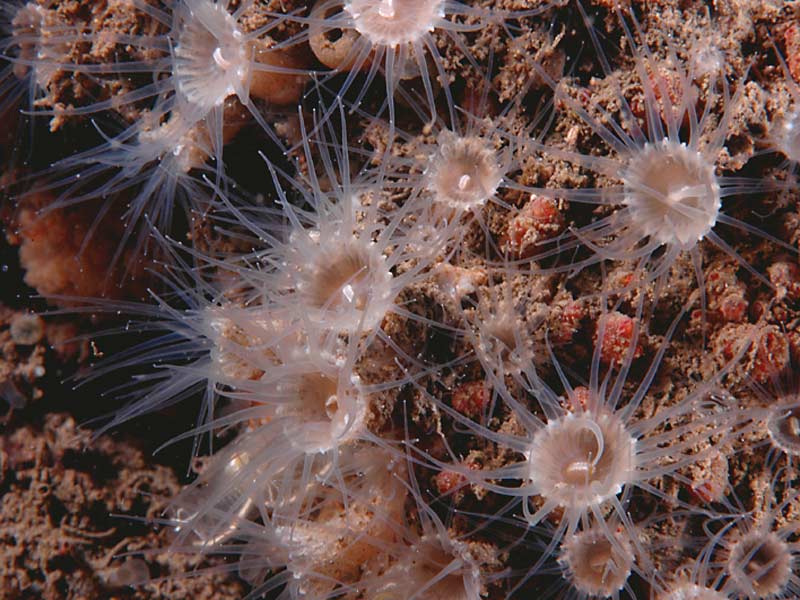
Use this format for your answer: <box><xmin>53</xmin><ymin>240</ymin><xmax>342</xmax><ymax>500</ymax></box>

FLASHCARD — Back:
<box><xmin>370</xmin><ymin>533</ymin><xmax>482</xmax><ymax>600</ymax></box>
<box><xmin>277</xmin><ymin>364</ymin><xmax>367</xmax><ymax>454</ymax></box>
<box><xmin>767</xmin><ymin>402</ymin><xmax>800</xmax><ymax>457</ymax></box>
<box><xmin>526</xmin><ymin>410</ymin><xmax>636</xmax><ymax>512</ymax></box>
<box><xmin>173</xmin><ymin>0</ymin><xmax>250</xmax><ymax>109</ymax></box>
<box><xmin>560</xmin><ymin>527</ymin><xmax>634</xmax><ymax>597</ymax></box>
<box><xmin>236</xmin><ymin>446</ymin><xmax>409</xmax><ymax>596</ymax></box>
<box><xmin>169</xmin><ymin>448</ymin><xmax>257</xmax><ymax>547</ymax></box>
<box><xmin>623</xmin><ymin>139</ymin><xmax>721</xmax><ymax>250</ymax></box>
<box><xmin>345</xmin><ymin>0</ymin><xmax>445</xmax><ymax>47</ymax></box>
<box><xmin>727</xmin><ymin>531</ymin><xmax>792</xmax><ymax>597</ymax></box>
<box><xmin>290</xmin><ymin>232</ymin><xmax>394</xmax><ymax>333</ymax></box>
<box><xmin>425</xmin><ymin>130</ymin><xmax>504</xmax><ymax>212</ymax></box>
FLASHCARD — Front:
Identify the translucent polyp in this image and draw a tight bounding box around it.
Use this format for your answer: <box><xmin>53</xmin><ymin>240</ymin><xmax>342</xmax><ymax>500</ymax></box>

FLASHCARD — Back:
<box><xmin>727</xmin><ymin>532</ymin><xmax>793</xmax><ymax>598</ymax></box>
<box><xmin>173</xmin><ymin>0</ymin><xmax>250</xmax><ymax>110</ymax></box>
<box><xmin>526</xmin><ymin>410</ymin><xmax>636</xmax><ymax>511</ymax></box>
<box><xmin>425</xmin><ymin>131</ymin><xmax>504</xmax><ymax>212</ymax></box>
<box><xmin>345</xmin><ymin>0</ymin><xmax>445</xmax><ymax>47</ymax></box>
<box><xmin>767</xmin><ymin>402</ymin><xmax>800</xmax><ymax>457</ymax></box>
<box><xmin>623</xmin><ymin>139</ymin><xmax>721</xmax><ymax>250</ymax></box>
<box><xmin>560</xmin><ymin>526</ymin><xmax>634</xmax><ymax>597</ymax></box>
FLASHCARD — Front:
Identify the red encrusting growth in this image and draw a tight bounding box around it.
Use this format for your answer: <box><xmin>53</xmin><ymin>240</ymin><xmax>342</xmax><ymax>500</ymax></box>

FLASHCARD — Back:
<box><xmin>501</xmin><ymin>196</ymin><xmax>565</xmax><ymax>258</ymax></box>
<box><xmin>716</xmin><ymin>324</ymin><xmax>790</xmax><ymax>383</ymax></box>
<box><xmin>596</xmin><ymin>312</ymin><xmax>643</xmax><ymax>367</ymax></box>
<box><xmin>435</xmin><ymin>469</ymin><xmax>467</xmax><ymax>496</ymax></box>
<box><xmin>754</xmin><ymin>327</ymin><xmax>791</xmax><ymax>384</ymax></box>
<box><xmin>705</xmin><ymin>263</ymin><xmax>749</xmax><ymax>323</ymax></box>
<box><xmin>451</xmin><ymin>381</ymin><xmax>489</xmax><ymax>419</ymax></box>
<box><xmin>785</xmin><ymin>24</ymin><xmax>800</xmax><ymax>82</ymax></box>
<box><xmin>549</xmin><ymin>300</ymin><xmax>585</xmax><ymax>346</ymax></box>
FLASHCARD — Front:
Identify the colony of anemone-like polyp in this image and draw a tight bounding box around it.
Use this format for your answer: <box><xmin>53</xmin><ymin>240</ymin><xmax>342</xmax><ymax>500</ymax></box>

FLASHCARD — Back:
<box><xmin>518</xmin><ymin>4</ymin><xmax>794</xmax><ymax>292</ymax></box>
<box><xmin>287</xmin><ymin>0</ymin><xmax>552</xmax><ymax>128</ymax></box>
<box><xmin>172</xmin><ymin>444</ymin><xmax>409</xmax><ymax>598</ymax></box>
<box><xmin>166</xmin><ymin>398</ymin><xmax>493</xmax><ymax>599</ymax></box>
<box><xmin>472</xmin><ymin>278</ymin><xmax>537</xmax><ymax>360</ymax></box>
<box><xmin>243</xmin><ymin>114</ymin><xmax>457</xmax><ymax>339</ymax></box>
<box><xmin>7</xmin><ymin>0</ymin><xmax>800</xmax><ymax>598</ymax></box>
<box><xmin>70</xmin><ymin>114</ymin><xmax>461</xmax><ymax>599</ymax></box>
<box><xmin>1</xmin><ymin>0</ymin><xmax>311</xmax><ymax>266</ymax></box>
<box><xmin>423</xmin><ymin>297</ymin><xmax>761</xmax><ymax>582</ymax></box>
<box><xmin>78</xmin><ymin>103</ymin><xmax>451</xmax><ymax>450</ymax></box>
<box><xmin>693</xmin><ymin>479</ymin><xmax>800</xmax><ymax>600</ymax></box>
<box><xmin>154</xmin><ymin>320</ymin><xmax>404</xmax><ymax>596</ymax></box>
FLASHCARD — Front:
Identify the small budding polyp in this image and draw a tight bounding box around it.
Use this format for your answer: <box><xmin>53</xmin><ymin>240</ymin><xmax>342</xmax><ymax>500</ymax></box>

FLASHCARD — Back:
<box><xmin>467</xmin><ymin>280</ymin><xmax>542</xmax><ymax>379</ymax></box>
